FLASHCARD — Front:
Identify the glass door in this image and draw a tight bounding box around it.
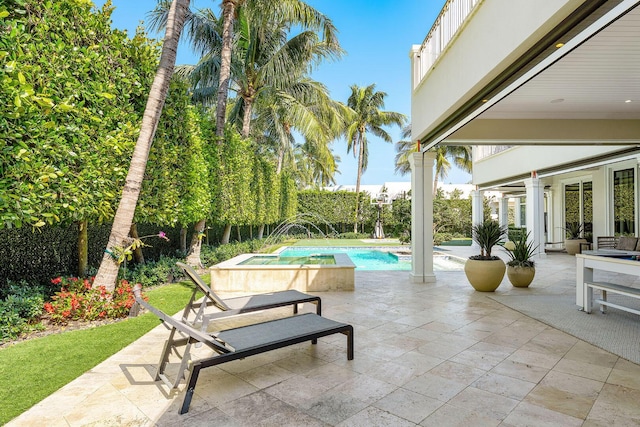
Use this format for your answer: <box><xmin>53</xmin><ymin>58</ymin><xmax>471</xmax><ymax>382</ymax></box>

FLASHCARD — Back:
<box><xmin>564</xmin><ymin>181</ymin><xmax>593</xmax><ymax>239</ymax></box>
<box><xmin>613</xmin><ymin>168</ymin><xmax>635</xmax><ymax>236</ymax></box>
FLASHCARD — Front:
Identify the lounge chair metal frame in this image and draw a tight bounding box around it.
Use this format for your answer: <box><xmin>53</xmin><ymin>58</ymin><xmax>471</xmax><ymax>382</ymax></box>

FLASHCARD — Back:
<box><xmin>176</xmin><ymin>262</ymin><xmax>322</xmax><ymax>328</ymax></box>
<box><xmin>157</xmin><ymin>262</ymin><xmax>323</xmax><ymax>389</ymax></box>
<box><xmin>132</xmin><ymin>285</ymin><xmax>353</xmax><ymax>415</ymax></box>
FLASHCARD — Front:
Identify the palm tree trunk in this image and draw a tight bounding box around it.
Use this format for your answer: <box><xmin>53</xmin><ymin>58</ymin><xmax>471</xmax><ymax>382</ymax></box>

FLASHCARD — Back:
<box><xmin>353</xmin><ymin>136</ymin><xmax>364</xmax><ymax>233</ymax></box>
<box><xmin>77</xmin><ymin>220</ymin><xmax>88</xmax><ymax>277</ymax></box>
<box><xmin>241</xmin><ymin>95</ymin><xmax>253</xmax><ymax>138</ymax></box>
<box><xmin>92</xmin><ymin>0</ymin><xmax>190</xmax><ymax>291</ymax></box>
<box><xmin>185</xmin><ymin>218</ymin><xmax>206</xmax><ymax>267</ymax></box>
<box><xmin>276</xmin><ymin>149</ymin><xmax>284</xmax><ymax>174</ymax></box>
<box><xmin>433</xmin><ymin>174</ymin><xmax>439</xmax><ymax>195</ymax></box>
<box><xmin>216</xmin><ymin>0</ymin><xmax>237</xmax><ymax>137</ymax></box>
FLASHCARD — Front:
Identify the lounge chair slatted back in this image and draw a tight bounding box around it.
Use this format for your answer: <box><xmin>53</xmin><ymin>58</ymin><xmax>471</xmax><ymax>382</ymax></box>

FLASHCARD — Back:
<box><xmin>175</xmin><ymin>262</ymin><xmax>322</xmax><ymax>331</ymax></box>
<box><xmin>132</xmin><ymin>285</ymin><xmax>353</xmax><ymax>415</ymax></box>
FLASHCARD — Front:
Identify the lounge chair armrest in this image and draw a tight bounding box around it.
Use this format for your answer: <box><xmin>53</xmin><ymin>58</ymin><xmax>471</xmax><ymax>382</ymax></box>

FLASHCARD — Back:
<box><xmin>132</xmin><ymin>284</ymin><xmax>233</xmax><ymax>353</ymax></box>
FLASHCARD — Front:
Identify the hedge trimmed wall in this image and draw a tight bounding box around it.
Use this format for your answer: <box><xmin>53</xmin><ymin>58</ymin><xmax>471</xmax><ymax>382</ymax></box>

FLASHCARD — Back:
<box><xmin>0</xmin><ymin>224</ymin><xmax>182</xmax><ymax>289</ymax></box>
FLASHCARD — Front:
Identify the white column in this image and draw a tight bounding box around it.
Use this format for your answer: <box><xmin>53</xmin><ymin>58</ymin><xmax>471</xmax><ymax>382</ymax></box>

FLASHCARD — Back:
<box><xmin>410</xmin><ymin>151</ymin><xmax>436</xmax><ymax>283</ymax></box>
<box><xmin>498</xmin><ymin>196</ymin><xmax>509</xmax><ymax>236</ymax></box>
<box><xmin>471</xmin><ymin>190</ymin><xmax>484</xmax><ymax>248</ymax></box>
<box><xmin>514</xmin><ymin>198</ymin><xmax>522</xmax><ymax>228</ymax></box>
<box><xmin>524</xmin><ymin>178</ymin><xmax>546</xmax><ymax>258</ymax></box>
<box><xmin>545</xmin><ymin>190</ymin><xmax>553</xmax><ymax>244</ymax></box>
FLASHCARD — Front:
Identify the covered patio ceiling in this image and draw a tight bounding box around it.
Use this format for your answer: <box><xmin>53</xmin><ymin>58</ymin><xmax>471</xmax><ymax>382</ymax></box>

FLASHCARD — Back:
<box><xmin>422</xmin><ymin>0</ymin><xmax>640</xmax><ymax>154</ymax></box>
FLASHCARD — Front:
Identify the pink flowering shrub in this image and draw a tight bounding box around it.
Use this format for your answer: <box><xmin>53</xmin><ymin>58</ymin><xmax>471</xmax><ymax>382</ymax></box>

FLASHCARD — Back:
<box><xmin>43</xmin><ymin>277</ymin><xmax>142</xmax><ymax>324</ymax></box>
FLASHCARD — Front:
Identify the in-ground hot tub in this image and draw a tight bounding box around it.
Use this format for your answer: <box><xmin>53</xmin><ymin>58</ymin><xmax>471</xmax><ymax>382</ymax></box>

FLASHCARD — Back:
<box><xmin>210</xmin><ymin>253</ymin><xmax>355</xmax><ymax>292</ymax></box>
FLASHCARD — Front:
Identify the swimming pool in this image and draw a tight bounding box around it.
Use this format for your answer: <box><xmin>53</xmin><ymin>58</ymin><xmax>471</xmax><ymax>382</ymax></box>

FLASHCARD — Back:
<box><xmin>277</xmin><ymin>247</ymin><xmax>464</xmax><ymax>271</ymax></box>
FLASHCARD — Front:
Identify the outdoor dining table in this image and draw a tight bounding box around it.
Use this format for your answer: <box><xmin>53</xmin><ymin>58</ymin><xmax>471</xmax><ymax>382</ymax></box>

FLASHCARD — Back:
<box><xmin>576</xmin><ymin>252</ymin><xmax>640</xmax><ymax>309</ymax></box>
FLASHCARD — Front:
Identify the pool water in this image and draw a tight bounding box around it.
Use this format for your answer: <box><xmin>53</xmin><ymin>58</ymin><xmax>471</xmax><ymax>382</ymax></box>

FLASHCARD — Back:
<box><xmin>279</xmin><ymin>247</ymin><xmax>405</xmax><ymax>270</ymax></box>
<box><xmin>278</xmin><ymin>247</ymin><xmax>465</xmax><ymax>271</ymax></box>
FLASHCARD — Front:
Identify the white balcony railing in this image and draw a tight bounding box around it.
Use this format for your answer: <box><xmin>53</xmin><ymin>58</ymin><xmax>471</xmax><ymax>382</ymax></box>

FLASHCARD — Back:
<box><xmin>474</xmin><ymin>145</ymin><xmax>513</xmax><ymax>161</ymax></box>
<box><xmin>413</xmin><ymin>0</ymin><xmax>483</xmax><ymax>88</ymax></box>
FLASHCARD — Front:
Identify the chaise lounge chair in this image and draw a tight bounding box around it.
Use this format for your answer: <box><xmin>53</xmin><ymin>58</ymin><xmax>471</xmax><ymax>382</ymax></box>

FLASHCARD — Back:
<box><xmin>176</xmin><ymin>262</ymin><xmax>322</xmax><ymax>330</ymax></box>
<box><xmin>132</xmin><ymin>284</ymin><xmax>353</xmax><ymax>415</ymax></box>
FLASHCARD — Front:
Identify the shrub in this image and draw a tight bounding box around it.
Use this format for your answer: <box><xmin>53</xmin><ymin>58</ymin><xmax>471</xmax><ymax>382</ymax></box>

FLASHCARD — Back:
<box><xmin>122</xmin><ymin>256</ymin><xmax>185</xmax><ymax>288</ymax></box>
<box><xmin>43</xmin><ymin>277</ymin><xmax>142</xmax><ymax>324</ymax></box>
<box><xmin>201</xmin><ymin>240</ymin><xmax>263</xmax><ymax>267</ymax></box>
<box><xmin>0</xmin><ymin>281</ymin><xmax>46</xmax><ymax>342</ymax></box>
<box><xmin>434</xmin><ymin>232</ymin><xmax>453</xmax><ymax>246</ymax></box>
<box><xmin>337</xmin><ymin>232</ymin><xmax>369</xmax><ymax>239</ymax></box>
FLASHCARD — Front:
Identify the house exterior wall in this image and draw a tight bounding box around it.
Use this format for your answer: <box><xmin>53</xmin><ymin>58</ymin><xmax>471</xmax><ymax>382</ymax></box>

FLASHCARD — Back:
<box><xmin>411</xmin><ymin>0</ymin><xmax>585</xmax><ymax>142</ymax></box>
<box><xmin>472</xmin><ymin>145</ymin><xmax>631</xmax><ymax>185</ymax></box>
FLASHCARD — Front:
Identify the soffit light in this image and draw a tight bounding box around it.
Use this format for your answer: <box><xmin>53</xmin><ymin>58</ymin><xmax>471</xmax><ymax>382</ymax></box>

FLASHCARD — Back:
<box><xmin>550</xmin><ymin>98</ymin><xmax>565</xmax><ymax>104</ymax></box>
<box><xmin>625</xmin><ymin>99</ymin><xmax>632</xmax><ymax>103</ymax></box>
<box><xmin>555</xmin><ymin>42</ymin><xmax>565</xmax><ymax>48</ymax></box>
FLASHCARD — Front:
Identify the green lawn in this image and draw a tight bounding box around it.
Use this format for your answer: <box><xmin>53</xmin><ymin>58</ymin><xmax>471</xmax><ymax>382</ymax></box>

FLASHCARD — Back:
<box><xmin>291</xmin><ymin>238</ymin><xmax>403</xmax><ymax>247</ymax></box>
<box><xmin>0</xmin><ymin>281</ymin><xmax>198</xmax><ymax>425</ymax></box>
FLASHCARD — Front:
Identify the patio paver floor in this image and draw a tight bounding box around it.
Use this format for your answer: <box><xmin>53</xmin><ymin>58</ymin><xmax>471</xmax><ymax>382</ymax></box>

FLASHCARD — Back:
<box><xmin>7</xmin><ymin>247</ymin><xmax>640</xmax><ymax>426</ymax></box>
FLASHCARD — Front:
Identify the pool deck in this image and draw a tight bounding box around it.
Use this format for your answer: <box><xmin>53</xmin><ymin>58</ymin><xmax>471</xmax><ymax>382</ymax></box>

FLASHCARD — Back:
<box><xmin>7</xmin><ymin>246</ymin><xmax>640</xmax><ymax>426</ymax></box>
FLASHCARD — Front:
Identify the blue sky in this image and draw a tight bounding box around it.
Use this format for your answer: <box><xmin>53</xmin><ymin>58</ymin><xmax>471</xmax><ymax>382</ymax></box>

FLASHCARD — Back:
<box><xmin>93</xmin><ymin>0</ymin><xmax>471</xmax><ymax>186</ymax></box>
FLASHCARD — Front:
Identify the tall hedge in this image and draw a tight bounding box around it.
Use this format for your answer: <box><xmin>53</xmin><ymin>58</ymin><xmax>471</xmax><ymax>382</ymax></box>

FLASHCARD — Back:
<box><xmin>137</xmin><ymin>78</ymin><xmax>210</xmax><ymax>228</ymax></box>
<box><xmin>297</xmin><ymin>190</ymin><xmax>359</xmax><ymax>225</ymax></box>
<box><xmin>0</xmin><ymin>0</ymin><xmax>158</xmax><ymax>228</ymax></box>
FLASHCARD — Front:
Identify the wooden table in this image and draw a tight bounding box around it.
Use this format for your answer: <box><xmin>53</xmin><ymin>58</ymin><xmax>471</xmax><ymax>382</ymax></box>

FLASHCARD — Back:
<box><xmin>576</xmin><ymin>253</ymin><xmax>640</xmax><ymax>309</ymax></box>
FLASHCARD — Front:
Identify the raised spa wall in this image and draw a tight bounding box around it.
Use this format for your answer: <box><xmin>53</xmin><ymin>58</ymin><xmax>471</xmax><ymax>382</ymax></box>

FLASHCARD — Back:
<box><xmin>209</xmin><ymin>253</ymin><xmax>355</xmax><ymax>292</ymax></box>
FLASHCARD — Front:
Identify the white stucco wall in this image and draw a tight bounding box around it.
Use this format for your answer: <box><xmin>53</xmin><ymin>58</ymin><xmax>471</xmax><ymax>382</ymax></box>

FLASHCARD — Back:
<box><xmin>411</xmin><ymin>0</ymin><xmax>585</xmax><ymax>142</ymax></box>
<box><xmin>472</xmin><ymin>145</ymin><xmax>632</xmax><ymax>185</ymax></box>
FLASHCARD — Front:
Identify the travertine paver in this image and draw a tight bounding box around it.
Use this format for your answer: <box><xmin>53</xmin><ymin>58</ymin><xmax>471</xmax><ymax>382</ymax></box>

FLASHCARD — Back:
<box><xmin>7</xmin><ymin>248</ymin><xmax>640</xmax><ymax>426</ymax></box>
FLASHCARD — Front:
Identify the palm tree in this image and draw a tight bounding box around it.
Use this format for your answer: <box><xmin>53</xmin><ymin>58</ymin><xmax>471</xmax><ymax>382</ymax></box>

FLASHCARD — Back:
<box><xmin>432</xmin><ymin>145</ymin><xmax>472</xmax><ymax>193</ymax></box>
<box><xmin>149</xmin><ymin>0</ymin><xmax>340</xmax><ymax>258</ymax></box>
<box><xmin>394</xmin><ymin>124</ymin><xmax>472</xmax><ymax>194</ymax></box>
<box><xmin>249</xmin><ymin>78</ymin><xmax>344</xmax><ymax>177</ymax></box>
<box><xmin>345</xmin><ymin>84</ymin><xmax>406</xmax><ymax>232</ymax></box>
<box><xmin>394</xmin><ymin>124</ymin><xmax>414</xmax><ymax>176</ymax></box>
<box><xmin>93</xmin><ymin>0</ymin><xmax>190</xmax><ymax>291</ymax></box>
<box><xmin>227</xmin><ymin>6</ymin><xmax>342</xmax><ymax>138</ymax></box>
<box><xmin>207</xmin><ymin>5</ymin><xmax>342</xmax><ymax>244</ymax></box>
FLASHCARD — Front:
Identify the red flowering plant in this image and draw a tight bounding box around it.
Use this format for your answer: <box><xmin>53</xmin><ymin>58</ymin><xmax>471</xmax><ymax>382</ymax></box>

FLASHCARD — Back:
<box><xmin>43</xmin><ymin>277</ymin><xmax>143</xmax><ymax>324</ymax></box>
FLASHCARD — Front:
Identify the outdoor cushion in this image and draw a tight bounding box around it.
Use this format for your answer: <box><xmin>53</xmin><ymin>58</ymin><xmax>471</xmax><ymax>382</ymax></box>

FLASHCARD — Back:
<box><xmin>617</xmin><ymin>236</ymin><xmax>638</xmax><ymax>251</ymax></box>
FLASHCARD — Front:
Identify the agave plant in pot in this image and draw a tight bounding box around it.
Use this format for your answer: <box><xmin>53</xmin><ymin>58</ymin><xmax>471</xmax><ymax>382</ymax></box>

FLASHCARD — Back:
<box><xmin>464</xmin><ymin>220</ymin><xmax>508</xmax><ymax>292</ymax></box>
<box><xmin>561</xmin><ymin>222</ymin><xmax>586</xmax><ymax>255</ymax></box>
<box><xmin>503</xmin><ymin>230</ymin><xmax>539</xmax><ymax>287</ymax></box>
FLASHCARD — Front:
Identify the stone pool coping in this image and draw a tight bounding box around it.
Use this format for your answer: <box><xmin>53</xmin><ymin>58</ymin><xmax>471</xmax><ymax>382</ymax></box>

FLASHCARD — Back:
<box><xmin>210</xmin><ymin>252</ymin><xmax>355</xmax><ymax>292</ymax></box>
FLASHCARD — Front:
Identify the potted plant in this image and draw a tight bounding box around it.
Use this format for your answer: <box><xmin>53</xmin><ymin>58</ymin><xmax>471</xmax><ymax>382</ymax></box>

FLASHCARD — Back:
<box><xmin>562</xmin><ymin>222</ymin><xmax>586</xmax><ymax>255</ymax></box>
<box><xmin>464</xmin><ymin>220</ymin><xmax>508</xmax><ymax>292</ymax></box>
<box><xmin>503</xmin><ymin>230</ymin><xmax>538</xmax><ymax>287</ymax></box>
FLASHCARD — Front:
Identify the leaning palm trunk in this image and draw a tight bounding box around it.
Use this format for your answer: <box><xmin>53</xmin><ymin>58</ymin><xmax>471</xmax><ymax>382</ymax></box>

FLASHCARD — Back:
<box><xmin>185</xmin><ymin>0</ymin><xmax>236</xmax><ymax>264</ymax></box>
<box><xmin>93</xmin><ymin>0</ymin><xmax>190</xmax><ymax>291</ymax></box>
<box><xmin>216</xmin><ymin>0</ymin><xmax>236</xmax><ymax>137</ymax></box>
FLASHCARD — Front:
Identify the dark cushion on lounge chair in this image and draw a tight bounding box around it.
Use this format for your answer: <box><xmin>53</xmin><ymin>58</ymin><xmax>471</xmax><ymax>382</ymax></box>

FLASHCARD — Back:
<box><xmin>617</xmin><ymin>236</ymin><xmax>638</xmax><ymax>251</ymax></box>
